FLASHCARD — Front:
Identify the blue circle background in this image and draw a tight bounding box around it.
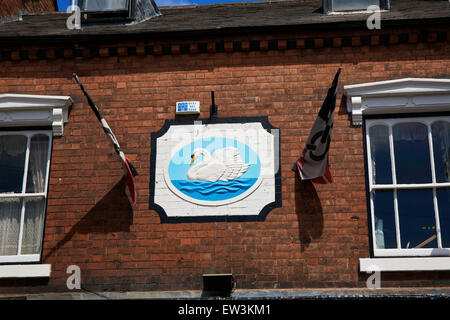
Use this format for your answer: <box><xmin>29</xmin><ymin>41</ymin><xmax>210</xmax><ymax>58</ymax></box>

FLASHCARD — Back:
<box><xmin>168</xmin><ymin>137</ymin><xmax>261</xmax><ymax>201</ymax></box>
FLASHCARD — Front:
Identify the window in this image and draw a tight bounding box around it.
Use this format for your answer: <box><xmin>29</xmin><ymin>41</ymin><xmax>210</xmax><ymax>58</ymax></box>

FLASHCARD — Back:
<box><xmin>0</xmin><ymin>131</ymin><xmax>52</xmax><ymax>263</ymax></box>
<box><xmin>76</xmin><ymin>0</ymin><xmax>160</xmax><ymax>24</ymax></box>
<box><xmin>323</xmin><ymin>0</ymin><xmax>389</xmax><ymax>13</ymax></box>
<box><xmin>81</xmin><ymin>0</ymin><xmax>130</xmax><ymax>12</ymax></box>
<box><xmin>0</xmin><ymin>94</ymin><xmax>71</xmax><ymax>271</ymax></box>
<box><xmin>345</xmin><ymin>78</ymin><xmax>450</xmax><ymax>270</ymax></box>
<box><xmin>366</xmin><ymin>116</ymin><xmax>450</xmax><ymax>257</ymax></box>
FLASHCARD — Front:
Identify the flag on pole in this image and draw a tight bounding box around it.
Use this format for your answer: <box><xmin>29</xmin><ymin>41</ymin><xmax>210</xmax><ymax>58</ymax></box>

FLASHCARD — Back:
<box><xmin>292</xmin><ymin>67</ymin><xmax>341</xmax><ymax>184</ymax></box>
<box><xmin>73</xmin><ymin>73</ymin><xmax>138</xmax><ymax>204</ymax></box>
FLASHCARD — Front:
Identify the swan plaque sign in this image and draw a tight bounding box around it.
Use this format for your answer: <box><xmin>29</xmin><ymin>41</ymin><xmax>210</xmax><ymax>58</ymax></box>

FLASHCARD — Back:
<box><xmin>150</xmin><ymin>117</ymin><xmax>281</xmax><ymax>222</ymax></box>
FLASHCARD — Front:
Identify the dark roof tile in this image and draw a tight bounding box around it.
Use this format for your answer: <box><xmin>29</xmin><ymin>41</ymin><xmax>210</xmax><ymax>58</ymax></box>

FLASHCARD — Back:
<box><xmin>0</xmin><ymin>0</ymin><xmax>449</xmax><ymax>41</ymax></box>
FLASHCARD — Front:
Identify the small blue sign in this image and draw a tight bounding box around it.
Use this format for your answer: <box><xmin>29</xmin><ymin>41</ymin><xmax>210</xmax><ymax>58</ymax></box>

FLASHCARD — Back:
<box><xmin>176</xmin><ymin>101</ymin><xmax>200</xmax><ymax>114</ymax></box>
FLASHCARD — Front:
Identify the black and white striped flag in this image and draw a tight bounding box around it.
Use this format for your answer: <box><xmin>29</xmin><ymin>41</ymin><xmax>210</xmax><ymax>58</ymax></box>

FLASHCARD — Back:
<box><xmin>73</xmin><ymin>74</ymin><xmax>138</xmax><ymax>204</ymax></box>
<box><xmin>292</xmin><ymin>67</ymin><xmax>341</xmax><ymax>184</ymax></box>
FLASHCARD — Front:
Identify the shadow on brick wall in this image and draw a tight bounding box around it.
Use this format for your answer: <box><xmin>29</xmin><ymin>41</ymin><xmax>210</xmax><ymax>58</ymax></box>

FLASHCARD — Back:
<box><xmin>294</xmin><ymin>173</ymin><xmax>323</xmax><ymax>252</ymax></box>
<box><xmin>0</xmin><ymin>276</ymin><xmax>50</xmax><ymax>290</ymax></box>
<box><xmin>337</xmin><ymin>93</ymin><xmax>350</xmax><ymax>120</ymax></box>
<box><xmin>43</xmin><ymin>177</ymin><xmax>133</xmax><ymax>261</ymax></box>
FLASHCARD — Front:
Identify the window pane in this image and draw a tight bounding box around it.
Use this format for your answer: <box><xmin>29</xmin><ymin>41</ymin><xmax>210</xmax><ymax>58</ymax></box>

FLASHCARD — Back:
<box><xmin>26</xmin><ymin>134</ymin><xmax>50</xmax><ymax>193</ymax></box>
<box><xmin>82</xmin><ymin>0</ymin><xmax>129</xmax><ymax>11</ymax></box>
<box><xmin>0</xmin><ymin>135</ymin><xmax>27</xmax><ymax>193</ymax></box>
<box><xmin>369</xmin><ymin>125</ymin><xmax>392</xmax><ymax>184</ymax></box>
<box><xmin>398</xmin><ymin>189</ymin><xmax>437</xmax><ymax>249</ymax></box>
<box><xmin>20</xmin><ymin>198</ymin><xmax>46</xmax><ymax>255</ymax></box>
<box><xmin>437</xmin><ymin>188</ymin><xmax>450</xmax><ymax>248</ymax></box>
<box><xmin>372</xmin><ymin>190</ymin><xmax>397</xmax><ymax>249</ymax></box>
<box><xmin>393</xmin><ymin>123</ymin><xmax>432</xmax><ymax>184</ymax></box>
<box><xmin>332</xmin><ymin>0</ymin><xmax>380</xmax><ymax>11</ymax></box>
<box><xmin>0</xmin><ymin>199</ymin><xmax>22</xmax><ymax>255</ymax></box>
<box><xmin>431</xmin><ymin>121</ymin><xmax>450</xmax><ymax>183</ymax></box>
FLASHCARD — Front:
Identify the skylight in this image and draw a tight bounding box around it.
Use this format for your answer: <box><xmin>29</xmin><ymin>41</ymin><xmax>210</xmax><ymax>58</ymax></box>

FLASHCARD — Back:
<box><xmin>58</xmin><ymin>0</ymin><xmax>160</xmax><ymax>24</ymax></box>
<box><xmin>324</xmin><ymin>0</ymin><xmax>390</xmax><ymax>13</ymax></box>
<box><xmin>81</xmin><ymin>0</ymin><xmax>130</xmax><ymax>12</ymax></box>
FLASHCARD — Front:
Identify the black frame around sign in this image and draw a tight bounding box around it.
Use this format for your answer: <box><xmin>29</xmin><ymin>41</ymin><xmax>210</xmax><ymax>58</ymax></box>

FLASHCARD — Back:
<box><xmin>149</xmin><ymin>116</ymin><xmax>282</xmax><ymax>223</ymax></box>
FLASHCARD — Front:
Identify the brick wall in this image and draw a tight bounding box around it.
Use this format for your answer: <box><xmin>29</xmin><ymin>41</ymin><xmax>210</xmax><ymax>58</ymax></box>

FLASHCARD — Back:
<box><xmin>0</xmin><ymin>0</ymin><xmax>57</xmax><ymax>18</ymax></box>
<box><xmin>0</xmin><ymin>25</ymin><xmax>450</xmax><ymax>294</ymax></box>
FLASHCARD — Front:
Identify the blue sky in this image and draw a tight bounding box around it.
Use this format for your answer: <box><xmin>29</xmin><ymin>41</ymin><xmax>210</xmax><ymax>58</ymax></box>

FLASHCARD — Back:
<box><xmin>57</xmin><ymin>0</ymin><xmax>260</xmax><ymax>11</ymax></box>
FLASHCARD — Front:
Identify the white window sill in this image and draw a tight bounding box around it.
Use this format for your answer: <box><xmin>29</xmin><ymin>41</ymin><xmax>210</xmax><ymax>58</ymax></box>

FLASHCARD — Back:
<box><xmin>360</xmin><ymin>257</ymin><xmax>450</xmax><ymax>272</ymax></box>
<box><xmin>0</xmin><ymin>264</ymin><xmax>51</xmax><ymax>278</ymax></box>
<box><xmin>0</xmin><ymin>254</ymin><xmax>41</xmax><ymax>263</ymax></box>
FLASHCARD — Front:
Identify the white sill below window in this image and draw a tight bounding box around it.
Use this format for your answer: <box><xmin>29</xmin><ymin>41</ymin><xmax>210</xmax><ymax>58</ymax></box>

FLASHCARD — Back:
<box><xmin>0</xmin><ymin>254</ymin><xmax>41</xmax><ymax>263</ymax></box>
<box><xmin>360</xmin><ymin>257</ymin><xmax>450</xmax><ymax>272</ymax></box>
<box><xmin>0</xmin><ymin>264</ymin><xmax>51</xmax><ymax>278</ymax></box>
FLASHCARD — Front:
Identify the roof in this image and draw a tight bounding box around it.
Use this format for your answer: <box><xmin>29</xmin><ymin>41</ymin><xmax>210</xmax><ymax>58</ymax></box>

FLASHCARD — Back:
<box><xmin>0</xmin><ymin>0</ymin><xmax>449</xmax><ymax>42</ymax></box>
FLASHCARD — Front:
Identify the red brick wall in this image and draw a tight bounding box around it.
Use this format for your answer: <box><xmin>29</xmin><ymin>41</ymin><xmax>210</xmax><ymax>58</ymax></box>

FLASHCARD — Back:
<box><xmin>0</xmin><ymin>0</ymin><xmax>57</xmax><ymax>18</ymax></box>
<box><xmin>0</xmin><ymin>25</ymin><xmax>450</xmax><ymax>294</ymax></box>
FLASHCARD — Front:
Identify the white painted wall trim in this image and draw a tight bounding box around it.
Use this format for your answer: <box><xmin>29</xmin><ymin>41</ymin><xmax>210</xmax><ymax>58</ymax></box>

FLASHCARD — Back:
<box><xmin>343</xmin><ymin>78</ymin><xmax>450</xmax><ymax>126</ymax></box>
<box><xmin>360</xmin><ymin>257</ymin><xmax>450</xmax><ymax>272</ymax></box>
<box><xmin>0</xmin><ymin>94</ymin><xmax>73</xmax><ymax>136</ymax></box>
<box><xmin>0</xmin><ymin>264</ymin><xmax>51</xmax><ymax>278</ymax></box>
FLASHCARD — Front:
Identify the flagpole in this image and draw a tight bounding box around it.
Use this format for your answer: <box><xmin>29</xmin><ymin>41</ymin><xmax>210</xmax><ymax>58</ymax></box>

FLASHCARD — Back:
<box><xmin>73</xmin><ymin>73</ymin><xmax>138</xmax><ymax>203</ymax></box>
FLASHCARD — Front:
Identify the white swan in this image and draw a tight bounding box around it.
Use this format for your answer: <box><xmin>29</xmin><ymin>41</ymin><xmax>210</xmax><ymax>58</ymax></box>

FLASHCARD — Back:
<box><xmin>187</xmin><ymin>148</ymin><xmax>250</xmax><ymax>182</ymax></box>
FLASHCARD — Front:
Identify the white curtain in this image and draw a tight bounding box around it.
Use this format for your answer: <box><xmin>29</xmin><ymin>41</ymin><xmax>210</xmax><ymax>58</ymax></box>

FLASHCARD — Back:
<box><xmin>0</xmin><ymin>135</ymin><xmax>25</xmax><ymax>256</ymax></box>
<box><xmin>21</xmin><ymin>198</ymin><xmax>46</xmax><ymax>255</ymax></box>
<box><xmin>0</xmin><ymin>199</ymin><xmax>21</xmax><ymax>256</ymax></box>
<box><xmin>21</xmin><ymin>135</ymin><xmax>49</xmax><ymax>254</ymax></box>
<box><xmin>26</xmin><ymin>135</ymin><xmax>49</xmax><ymax>193</ymax></box>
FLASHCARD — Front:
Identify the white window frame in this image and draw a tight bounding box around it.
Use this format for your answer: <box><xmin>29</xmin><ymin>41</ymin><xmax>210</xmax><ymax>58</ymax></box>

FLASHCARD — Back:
<box><xmin>344</xmin><ymin>78</ymin><xmax>450</xmax><ymax>271</ymax></box>
<box><xmin>365</xmin><ymin>116</ymin><xmax>450</xmax><ymax>257</ymax></box>
<box><xmin>0</xmin><ymin>130</ymin><xmax>53</xmax><ymax>263</ymax></box>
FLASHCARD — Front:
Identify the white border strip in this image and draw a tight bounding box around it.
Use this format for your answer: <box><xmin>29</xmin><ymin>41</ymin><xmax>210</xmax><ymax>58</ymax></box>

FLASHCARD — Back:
<box><xmin>0</xmin><ymin>264</ymin><xmax>51</xmax><ymax>278</ymax></box>
<box><xmin>360</xmin><ymin>257</ymin><xmax>450</xmax><ymax>272</ymax></box>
